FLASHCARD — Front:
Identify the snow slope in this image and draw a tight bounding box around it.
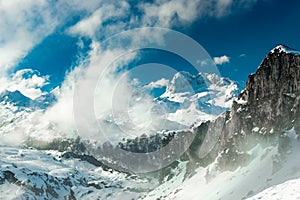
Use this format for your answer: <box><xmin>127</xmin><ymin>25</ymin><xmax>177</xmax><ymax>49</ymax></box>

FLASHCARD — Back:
<box><xmin>247</xmin><ymin>178</ymin><xmax>300</xmax><ymax>200</ymax></box>
<box><xmin>0</xmin><ymin>146</ymin><xmax>156</xmax><ymax>199</ymax></box>
<box><xmin>142</xmin><ymin>128</ymin><xmax>300</xmax><ymax>200</ymax></box>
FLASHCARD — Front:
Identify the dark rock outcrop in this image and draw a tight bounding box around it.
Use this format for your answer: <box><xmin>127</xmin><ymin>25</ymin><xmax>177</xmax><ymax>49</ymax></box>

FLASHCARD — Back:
<box><xmin>190</xmin><ymin>45</ymin><xmax>300</xmax><ymax>169</ymax></box>
<box><xmin>237</xmin><ymin>44</ymin><xmax>300</xmax><ymax>135</ymax></box>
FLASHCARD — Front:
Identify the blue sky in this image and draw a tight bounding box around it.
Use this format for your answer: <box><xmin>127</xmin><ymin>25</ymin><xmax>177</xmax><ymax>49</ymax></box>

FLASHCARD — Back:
<box><xmin>2</xmin><ymin>0</ymin><xmax>300</xmax><ymax>94</ymax></box>
<box><xmin>187</xmin><ymin>0</ymin><xmax>300</xmax><ymax>85</ymax></box>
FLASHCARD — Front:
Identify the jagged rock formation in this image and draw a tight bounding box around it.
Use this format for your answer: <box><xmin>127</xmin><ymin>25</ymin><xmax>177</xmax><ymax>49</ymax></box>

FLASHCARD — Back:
<box><xmin>238</xmin><ymin>44</ymin><xmax>300</xmax><ymax>135</ymax></box>
<box><xmin>188</xmin><ymin>44</ymin><xmax>300</xmax><ymax>169</ymax></box>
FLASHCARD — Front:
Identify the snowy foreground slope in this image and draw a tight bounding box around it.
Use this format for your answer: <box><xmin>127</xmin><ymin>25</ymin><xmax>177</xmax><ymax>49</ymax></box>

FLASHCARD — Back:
<box><xmin>247</xmin><ymin>178</ymin><xmax>300</xmax><ymax>200</ymax></box>
<box><xmin>1</xmin><ymin>129</ymin><xmax>300</xmax><ymax>200</ymax></box>
<box><xmin>0</xmin><ymin>146</ymin><xmax>157</xmax><ymax>199</ymax></box>
<box><xmin>143</xmin><ymin>129</ymin><xmax>300</xmax><ymax>200</ymax></box>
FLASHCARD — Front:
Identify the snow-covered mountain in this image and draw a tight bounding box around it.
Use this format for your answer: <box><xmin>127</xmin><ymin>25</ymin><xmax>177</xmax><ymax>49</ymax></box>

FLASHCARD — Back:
<box><xmin>146</xmin><ymin>44</ymin><xmax>300</xmax><ymax>199</ymax></box>
<box><xmin>157</xmin><ymin>71</ymin><xmax>238</xmax><ymax>126</ymax></box>
<box><xmin>0</xmin><ymin>89</ymin><xmax>57</xmax><ymax>110</ymax></box>
<box><xmin>0</xmin><ymin>44</ymin><xmax>300</xmax><ymax>199</ymax></box>
<box><xmin>0</xmin><ymin>146</ymin><xmax>156</xmax><ymax>199</ymax></box>
<box><xmin>270</xmin><ymin>44</ymin><xmax>300</xmax><ymax>55</ymax></box>
<box><xmin>95</xmin><ymin>71</ymin><xmax>239</xmax><ymax>140</ymax></box>
<box><xmin>0</xmin><ymin>90</ymin><xmax>32</xmax><ymax>108</ymax></box>
<box><xmin>0</xmin><ymin>88</ymin><xmax>60</xmax><ymax>146</ymax></box>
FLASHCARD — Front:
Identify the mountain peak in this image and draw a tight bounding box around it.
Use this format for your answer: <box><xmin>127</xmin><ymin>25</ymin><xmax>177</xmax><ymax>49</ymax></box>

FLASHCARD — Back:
<box><xmin>270</xmin><ymin>44</ymin><xmax>300</xmax><ymax>55</ymax></box>
<box><xmin>238</xmin><ymin>44</ymin><xmax>300</xmax><ymax>105</ymax></box>
<box><xmin>0</xmin><ymin>90</ymin><xmax>31</xmax><ymax>107</ymax></box>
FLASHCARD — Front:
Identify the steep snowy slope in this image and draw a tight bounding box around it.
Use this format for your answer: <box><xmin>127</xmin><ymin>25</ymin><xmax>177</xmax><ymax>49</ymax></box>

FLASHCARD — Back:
<box><xmin>143</xmin><ymin>128</ymin><xmax>300</xmax><ymax>200</ymax></box>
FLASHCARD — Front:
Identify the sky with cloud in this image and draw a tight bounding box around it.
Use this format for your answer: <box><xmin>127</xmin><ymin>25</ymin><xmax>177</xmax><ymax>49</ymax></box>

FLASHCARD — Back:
<box><xmin>1</xmin><ymin>0</ymin><xmax>300</xmax><ymax>98</ymax></box>
<box><xmin>0</xmin><ymin>0</ymin><xmax>299</xmax><ymax>145</ymax></box>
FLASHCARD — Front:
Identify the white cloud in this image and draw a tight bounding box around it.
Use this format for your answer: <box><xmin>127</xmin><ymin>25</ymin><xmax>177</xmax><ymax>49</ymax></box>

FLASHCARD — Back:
<box><xmin>138</xmin><ymin>0</ymin><xmax>259</xmax><ymax>27</ymax></box>
<box><xmin>139</xmin><ymin>0</ymin><xmax>201</xmax><ymax>27</ymax></box>
<box><xmin>0</xmin><ymin>0</ymin><xmax>260</xmax><ymax>145</ymax></box>
<box><xmin>0</xmin><ymin>0</ymin><xmax>104</xmax><ymax>70</ymax></box>
<box><xmin>214</xmin><ymin>55</ymin><xmax>230</xmax><ymax>65</ymax></box>
<box><xmin>144</xmin><ymin>78</ymin><xmax>169</xmax><ymax>90</ymax></box>
<box><xmin>0</xmin><ymin>69</ymin><xmax>49</xmax><ymax>99</ymax></box>
<box><xmin>0</xmin><ymin>0</ymin><xmax>59</xmax><ymax>70</ymax></box>
<box><xmin>67</xmin><ymin>1</ymin><xmax>130</xmax><ymax>38</ymax></box>
<box><xmin>0</xmin><ymin>0</ymin><xmax>259</xmax><ymax>70</ymax></box>
<box><xmin>43</xmin><ymin>41</ymin><xmax>150</xmax><ymax>140</ymax></box>
<box><xmin>66</xmin><ymin>0</ymin><xmax>259</xmax><ymax>39</ymax></box>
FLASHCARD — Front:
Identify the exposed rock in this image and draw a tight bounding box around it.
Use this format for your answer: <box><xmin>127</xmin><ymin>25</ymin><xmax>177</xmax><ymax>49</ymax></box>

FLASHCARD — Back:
<box><xmin>196</xmin><ymin>45</ymin><xmax>300</xmax><ymax>168</ymax></box>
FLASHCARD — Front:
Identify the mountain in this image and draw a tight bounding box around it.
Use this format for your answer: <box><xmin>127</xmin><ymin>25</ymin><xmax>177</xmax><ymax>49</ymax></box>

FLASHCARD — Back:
<box><xmin>0</xmin><ymin>45</ymin><xmax>300</xmax><ymax>199</ymax></box>
<box><xmin>156</xmin><ymin>71</ymin><xmax>239</xmax><ymax>126</ymax></box>
<box><xmin>233</xmin><ymin>44</ymin><xmax>300</xmax><ymax>140</ymax></box>
<box><xmin>113</xmin><ymin>44</ymin><xmax>300</xmax><ymax>199</ymax></box>
<box><xmin>0</xmin><ymin>89</ymin><xmax>57</xmax><ymax>110</ymax></box>
<box><xmin>0</xmin><ymin>90</ymin><xmax>32</xmax><ymax>108</ymax></box>
<box><xmin>97</xmin><ymin>72</ymin><xmax>239</xmax><ymax>139</ymax></box>
<box><xmin>187</xmin><ymin>44</ymin><xmax>300</xmax><ymax>171</ymax></box>
<box><xmin>142</xmin><ymin>44</ymin><xmax>300</xmax><ymax>199</ymax></box>
<box><xmin>0</xmin><ymin>146</ymin><xmax>153</xmax><ymax>199</ymax></box>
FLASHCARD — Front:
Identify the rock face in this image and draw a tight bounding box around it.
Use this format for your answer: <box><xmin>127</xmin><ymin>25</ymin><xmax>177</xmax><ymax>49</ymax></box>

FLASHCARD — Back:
<box><xmin>189</xmin><ymin>45</ymin><xmax>300</xmax><ymax>168</ymax></box>
<box><xmin>237</xmin><ymin>44</ymin><xmax>300</xmax><ymax>135</ymax></box>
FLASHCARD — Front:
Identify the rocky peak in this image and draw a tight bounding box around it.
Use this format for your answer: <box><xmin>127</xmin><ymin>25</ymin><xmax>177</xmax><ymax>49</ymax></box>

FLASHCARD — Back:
<box><xmin>187</xmin><ymin>45</ymin><xmax>300</xmax><ymax>168</ymax></box>
<box><xmin>270</xmin><ymin>44</ymin><xmax>300</xmax><ymax>55</ymax></box>
<box><xmin>166</xmin><ymin>71</ymin><xmax>207</xmax><ymax>94</ymax></box>
<box><xmin>238</xmin><ymin>45</ymin><xmax>300</xmax><ymax>104</ymax></box>
<box><xmin>165</xmin><ymin>71</ymin><xmax>234</xmax><ymax>95</ymax></box>
<box><xmin>0</xmin><ymin>90</ymin><xmax>31</xmax><ymax>107</ymax></box>
<box><xmin>229</xmin><ymin>45</ymin><xmax>300</xmax><ymax>141</ymax></box>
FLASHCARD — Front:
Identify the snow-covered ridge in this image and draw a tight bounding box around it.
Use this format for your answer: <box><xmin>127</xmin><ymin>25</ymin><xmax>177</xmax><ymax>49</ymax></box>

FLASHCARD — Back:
<box><xmin>270</xmin><ymin>44</ymin><xmax>300</xmax><ymax>55</ymax></box>
<box><xmin>163</xmin><ymin>71</ymin><xmax>235</xmax><ymax>96</ymax></box>
<box><xmin>157</xmin><ymin>71</ymin><xmax>239</xmax><ymax>126</ymax></box>
<box><xmin>99</xmin><ymin>71</ymin><xmax>240</xmax><ymax>134</ymax></box>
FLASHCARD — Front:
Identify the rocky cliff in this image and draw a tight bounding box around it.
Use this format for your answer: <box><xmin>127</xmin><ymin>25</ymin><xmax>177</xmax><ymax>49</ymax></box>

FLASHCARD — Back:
<box><xmin>188</xmin><ymin>45</ymin><xmax>300</xmax><ymax>169</ymax></box>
